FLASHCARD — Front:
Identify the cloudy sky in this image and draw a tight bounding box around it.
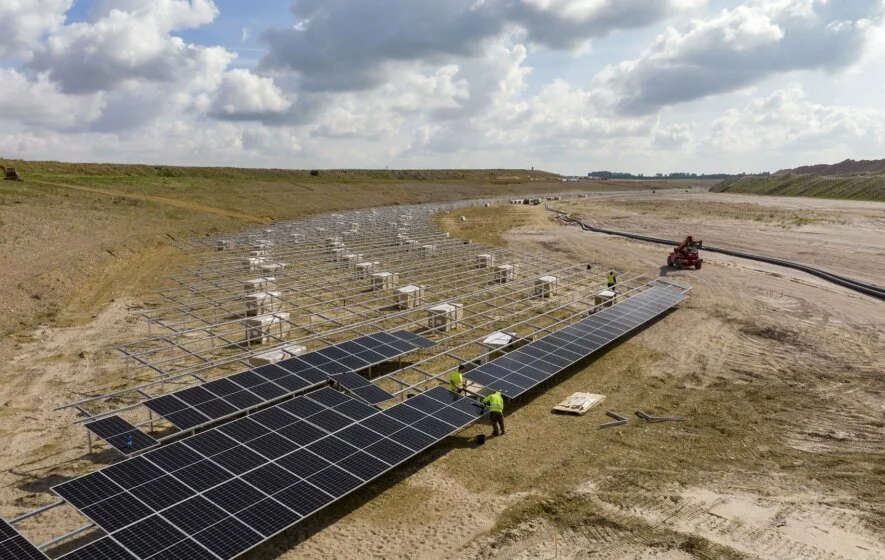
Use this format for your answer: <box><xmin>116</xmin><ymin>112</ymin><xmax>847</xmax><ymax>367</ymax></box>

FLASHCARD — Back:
<box><xmin>1</xmin><ymin>0</ymin><xmax>884</xmax><ymax>174</ymax></box>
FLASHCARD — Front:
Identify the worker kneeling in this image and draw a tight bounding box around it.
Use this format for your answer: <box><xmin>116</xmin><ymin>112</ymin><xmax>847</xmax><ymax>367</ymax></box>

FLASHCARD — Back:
<box><xmin>482</xmin><ymin>391</ymin><xmax>505</xmax><ymax>436</ymax></box>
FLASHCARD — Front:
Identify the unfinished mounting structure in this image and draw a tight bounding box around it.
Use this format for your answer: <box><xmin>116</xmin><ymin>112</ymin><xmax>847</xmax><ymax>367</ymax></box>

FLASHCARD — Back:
<box><xmin>1</xmin><ymin>192</ymin><xmax>690</xmax><ymax>559</ymax></box>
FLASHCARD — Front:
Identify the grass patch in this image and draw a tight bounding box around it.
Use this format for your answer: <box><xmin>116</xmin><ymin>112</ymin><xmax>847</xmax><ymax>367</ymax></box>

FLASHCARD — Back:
<box><xmin>712</xmin><ymin>174</ymin><xmax>885</xmax><ymax>202</ymax></box>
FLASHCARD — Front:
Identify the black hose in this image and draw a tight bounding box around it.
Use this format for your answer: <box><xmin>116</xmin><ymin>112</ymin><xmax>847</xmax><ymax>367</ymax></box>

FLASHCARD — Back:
<box><xmin>547</xmin><ymin>206</ymin><xmax>885</xmax><ymax>302</ymax></box>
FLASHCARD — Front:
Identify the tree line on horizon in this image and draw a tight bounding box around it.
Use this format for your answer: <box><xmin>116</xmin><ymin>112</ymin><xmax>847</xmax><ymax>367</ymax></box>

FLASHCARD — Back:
<box><xmin>587</xmin><ymin>171</ymin><xmax>771</xmax><ymax>180</ymax></box>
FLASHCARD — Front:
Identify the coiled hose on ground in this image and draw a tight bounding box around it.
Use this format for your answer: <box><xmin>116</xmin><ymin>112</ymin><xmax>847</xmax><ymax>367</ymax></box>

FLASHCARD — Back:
<box><xmin>547</xmin><ymin>206</ymin><xmax>885</xmax><ymax>302</ymax></box>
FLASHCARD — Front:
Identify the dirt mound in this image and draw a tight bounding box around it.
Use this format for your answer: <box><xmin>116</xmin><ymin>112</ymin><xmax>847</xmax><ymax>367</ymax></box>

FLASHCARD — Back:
<box><xmin>777</xmin><ymin>158</ymin><xmax>885</xmax><ymax>176</ymax></box>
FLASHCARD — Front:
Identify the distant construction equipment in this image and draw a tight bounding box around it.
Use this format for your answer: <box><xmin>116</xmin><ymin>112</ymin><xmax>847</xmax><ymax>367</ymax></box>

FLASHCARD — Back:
<box><xmin>1</xmin><ymin>166</ymin><xmax>22</xmax><ymax>181</ymax></box>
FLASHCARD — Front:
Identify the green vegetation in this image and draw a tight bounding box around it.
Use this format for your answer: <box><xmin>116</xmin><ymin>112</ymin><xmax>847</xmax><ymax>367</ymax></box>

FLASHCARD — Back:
<box><xmin>712</xmin><ymin>174</ymin><xmax>885</xmax><ymax>202</ymax></box>
<box><xmin>1</xmin><ymin>159</ymin><xmax>560</xmax><ymax>185</ymax></box>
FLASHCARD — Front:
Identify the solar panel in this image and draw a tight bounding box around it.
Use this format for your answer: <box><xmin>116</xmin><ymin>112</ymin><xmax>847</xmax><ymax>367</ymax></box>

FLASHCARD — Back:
<box><xmin>228</xmin><ymin>371</ymin><xmax>266</xmax><ymax>389</ymax></box>
<box><xmin>402</xmin><ymin>393</ymin><xmax>447</xmax><ymax>415</ymax></box>
<box><xmin>360</xmin><ymin>412</ymin><xmax>407</xmax><ymax>436</ymax></box>
<box><xmin>277</xmin><ymin>420</ymin><xmax>327</xmax><ymax>446</ymax></box>
<box><xmin>175</xmin><ymin>386</ymin><xmax>216</xmax><ymax>406</ymax></box>
<box><xmin>351</xmin><ymin>384</ymin><xmax>397</xmax><ymax>405</ymax></box>
<box><xmin>391</xmin><ymin>330</ymin><xmax>437</xmax><ymax>348</ymax></box>
<box><xmin>272</xmin><ymin>481</ymin><xmax>334</xmax><ymax>517</ymax></box>
<box><xmin>278</xmin><ymin>396</ymin><xmax>326</xmax><ymax>419</ymax></box>
<box><xmin>307</xmin><ymin>465</ymin><xmax>363</xmax><ymax>495</ymax></box>
<box><xmin>164</xmin><ymin>408</ymin><xmax>211</xmax><ymax>431</ymax></box>
<box><xmin>60</xmin><ymin>537</ymin><xmax>135</xmax><ymax>560</ymax></box>
<box><xmin>364</xmin><ymin>437</ymin><xmax>413</xmax><ymax>466</ymax></box>
<box><xmin>211</xmin><ymin>444</ymin><xmax>267</xmax><ymax>475</ymax></box>
<box><xmin>130</xmin><ymin>475</ymin><xmax>195</xmax><ymax>510</ymax></box>
<box><xmin>204</xmin><ymin>479</ymin><xmax>265</xmax><ymax>515</ymax></box>
<box><xmin>172</xmin><ymin>460</ymin><xmax>232</xmax><ymax>493</ymax></box>
<box><xmin>248</xmin><ymin>433</ymin><xmax>298</xmax><ymax>461</ymax></box>
<box><xmin>305</xmin><ymin>408</ymin><xmax>353</xmax><ymax>432</ymax></box>
<box><xmin>241</xmin><ymin>464</ymin><xmax>299</xmax><ymax>495</ymax></box>
<box><xmin>0</xmin><ymin>519</ymin><xmax>47</xmax><ymax>560</ymax></box>
<box><xmin>388</xmin><ymin>426</ymin><xmax>436</xmax><ymax>452</ymax></box>
<box><xmin>412</xmin><ymin>416</ymin><xmax>459</xmax><ymax>439</ymax></box>
<box><xmin>203</xmin><ymin>378</ymin><xmax>243</xmax><ymax>397</ymax></box>
<box><xmin>333</xmin><ymin>399</ymin><xmax>380</xmax><ymax>421</ymax></box>
<box><xmin>235</xmin><ymin>498</ymin><xmax>301</xmax><ymax>537</ymax></box>
<box><xmin>338</xmin><ymin>451</ymin><xmax>390</xmax><ymax>480</ymax></box>
<box><xmin>251</xmin><ymin>364</ymin><xmax>292</xmax><ymax>382</ymax></box>
<box><xmin>384</xmin><ymin>403</ymin><xmax>425</xmax><ymax>425</ymax></box>
<box><xmin>81</xmin><ymin>491</ymin><xmax>153</xmax><ymax>532</ymax></box>
<box><xmin>218</xmin><ymin>418</ymin><xmax>271</xmax><ymax>444</ymax></box>
<box><xmin>305</xmin><ymin>387</ymin><xmax>352</xmax><ymax>408</ymax></box>
<box><xmin>53</xmin><ymin>472</ymin><xmax>123</xmax><ymax>509</ymax></box>
<box><xmin>223</xmin><ymin>390</ymin><xmax>264</xmax><ymax>410</ymax></box>
<box><xmin>160</xmin><ymin>495</ymin><xmax>227</xmax><ymax>535</ymax></box>
<box><xmin>329</xmin><ymin>371</ymin><xmax>394</xmax><ymax>405</ymax></box>
<box><xmin>149</xmin><ymin>539</ymin><xmax>217</xmax><ymax>560</ymax></box>
<box><xmin>432</xmin><ymin>405</ymin><xmax>477</xmax><ymax>428</ymax></box>
<box><xmin>192</xmin><ymin>517</ymin><xmax>263</xmax><ymax>560</ymax></box>
<box><xmin>248</xmin><ymin>382</ymin><xmax>289</xmax><ymax>401</ymax></box>
<box><xmin>336</xmin><ymin>424</ymin><xmax>384</xmax><ymax>448</ymax></box>
<box><xmin>305</xmin><ymin>435</ymin><xmax>359</xmax><ymax>463</ymax></box>
<box><xmin>194</xmin><ymin>398</ymin><xmax>239</xmax><ymax>420</ymax></box>
<box><xmin>83</xmin><ymin>416</ymin><xmax>158</xmax><ymax>455</ymax></box>
<box><xmin>463</xmin><ymin>285</ymin><xmax>687</xmax><ymax>398</ymax></box>
<box><xmin>249</xmin><ymin>407</ymin><xmax>298</xmax><ymax>431</ymax></box>
<box><xmin>139</xmin><ymin>330</ymin><xmax>434</xmax><ymax>434</ymax></box>
<box><xmin>58</xmin><ymin>537</ymin><xmax>133</xmax><ymax>560</ymax></box>
<box><xmin>113</xmin><ymin>515</ymin><xmax>186</xmax><ymax>558</ymax></box>
<box><xmin>51</xmin><ymin>387</ymin><xmax>483</xmax><ymax>560</ymax></box>
<box><xmin>276</xmin><ymin>449</ymin><xmax>332</xmax><ymax>479</ymax></box>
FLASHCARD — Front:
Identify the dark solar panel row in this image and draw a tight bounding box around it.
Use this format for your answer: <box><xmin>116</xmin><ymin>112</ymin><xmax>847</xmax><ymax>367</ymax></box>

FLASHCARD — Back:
<box><xmin>143</xmin><ymin>330</ymin><xmax>434</xmax><ymax>431</ymax></box>
<box><xmin>0</xmin><ymin>519</ymin><xmax>47</xmax><ymax>560</ymax></box>
<box><xmin>84</xmin><ymin>416</ymin><xmax>159</xmax><ymax>455</ymax></box>
<box><xmin>329</xmin><ymin>371</ymin><xmax>394</xmax><ymax>405</ymax></box>
<box><xmin>56</xmin><ymin>386</ymin><xmax>484</xmax><ymax>560</ymax></box>
<box><xmin>466</xmin><ymin>284</ymin><xmax>687</xmax><ymax>398</ymax></box>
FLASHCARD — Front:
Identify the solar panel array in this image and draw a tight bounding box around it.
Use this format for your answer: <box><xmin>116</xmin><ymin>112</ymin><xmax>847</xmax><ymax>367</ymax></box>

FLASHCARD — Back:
<box><xmin>84</xmin><ymin>416</ymin><xmax>159</xmax><ymax>455</ymax></box>
<box><xmin>55</xmin><ymin>386</ymin><xmax>485</xmax><ymax>560</ymax></box>
<box><xmin>467</xmin><ymin>283</ymin><xmax>687</xmax><ymax>397</ymax></box>
<box><xmin>144</xmin><ymin>330</ymin><xmax>434</xmax><ymax>430</ymax></box>
<box><xmin>328</xmin><ymin>371</ymin><xmax>394</xmax><ymax>405</ymax></box>
<box><xmin>0</xmin><ymin>519</ymin><xmax>47</xmax><ymax>560</ymax></box>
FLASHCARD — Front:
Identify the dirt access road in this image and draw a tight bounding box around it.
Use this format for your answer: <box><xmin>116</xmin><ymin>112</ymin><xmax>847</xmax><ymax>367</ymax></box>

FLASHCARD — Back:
<box><xmin>1</xmin><ymin>190</ymin><xmax>883</xmax><ymax>559</ymax></box>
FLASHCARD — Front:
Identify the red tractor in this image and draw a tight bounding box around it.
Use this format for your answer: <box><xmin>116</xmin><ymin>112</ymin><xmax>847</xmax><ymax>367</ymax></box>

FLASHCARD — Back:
<box><xmin>667</xmin><ymin>236</ymin><xmax>703</xmax><ymax>269</ymax></box>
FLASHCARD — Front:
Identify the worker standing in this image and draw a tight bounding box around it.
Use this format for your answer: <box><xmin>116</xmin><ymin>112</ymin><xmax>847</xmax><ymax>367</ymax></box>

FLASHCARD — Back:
<box><xmin>450</xmin><ymin>365</ymin><xmax>466</xmax><ymax>394</ymax></box>
<box><xmin>607</xmin><ymin>271</ymin><xmax>617</xmax><ymax>290</ymax></box>
<box><xmin>482</xmin><ymin>391</ymin><xmax>505</xmax><ymax>436</ymax></box>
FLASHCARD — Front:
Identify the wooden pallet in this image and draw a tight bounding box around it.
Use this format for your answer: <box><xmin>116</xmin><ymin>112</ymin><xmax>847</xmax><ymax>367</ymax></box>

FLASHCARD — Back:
<box><xmin>552</xmin><ymin>393</ymin><xmax>606</xmax><ymax>415</ymax></box>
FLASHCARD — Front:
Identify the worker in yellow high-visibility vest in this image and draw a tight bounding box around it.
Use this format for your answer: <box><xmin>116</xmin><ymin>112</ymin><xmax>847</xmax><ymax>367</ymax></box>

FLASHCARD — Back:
<box><xmin>482</xmin><ymin>391</ymin><xmax>505</xmax><ymax>436</ymax></box>
<box><xmin>607</xmin><ymin>271</ymin><xmax>617</xmax><ymax>290</ymax></box>
<box><xmin>449</xmin><ymin>365</ymin><xmax>465</xmax><ymax>394</ymax></box>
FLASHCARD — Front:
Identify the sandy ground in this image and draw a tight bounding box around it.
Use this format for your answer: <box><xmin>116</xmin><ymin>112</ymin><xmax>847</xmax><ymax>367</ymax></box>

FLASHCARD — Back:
<box><xmin>0</xmin><ymin>191</ymin><xmax>882</xmax><ymax>559</ymax></box>
<box><xmin>558</xmin><ymin>192</ymin><xmax>885</xmax><ymax>286</ymax></box>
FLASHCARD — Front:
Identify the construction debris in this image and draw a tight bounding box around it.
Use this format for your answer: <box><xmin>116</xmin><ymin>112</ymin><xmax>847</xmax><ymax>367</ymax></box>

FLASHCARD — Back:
<box><xmin>553</xmin><ymin>392</ymin><xmax>605</xmax><ymax>415</ymax></box>
<box><xmin>635</xmin><ymin>410</ymin><xmax>686</xmax><ymax>423</ymax></box>
<box><xmin>598</xmin><ymin>410</ymin><xmax>627</xmax><ymax>429</ymax></box>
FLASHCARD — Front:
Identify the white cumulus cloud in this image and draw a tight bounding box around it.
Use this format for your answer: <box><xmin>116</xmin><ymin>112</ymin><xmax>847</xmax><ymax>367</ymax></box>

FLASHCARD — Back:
<box><xmin>210</xmin><ymin>70</ymin><xmax>293</xmax><ymax>120</ymax></box>
<box><xmin>0</xmin><ymin>0</ymin><xmax>72</xmax><ymax>57</ymax></box>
